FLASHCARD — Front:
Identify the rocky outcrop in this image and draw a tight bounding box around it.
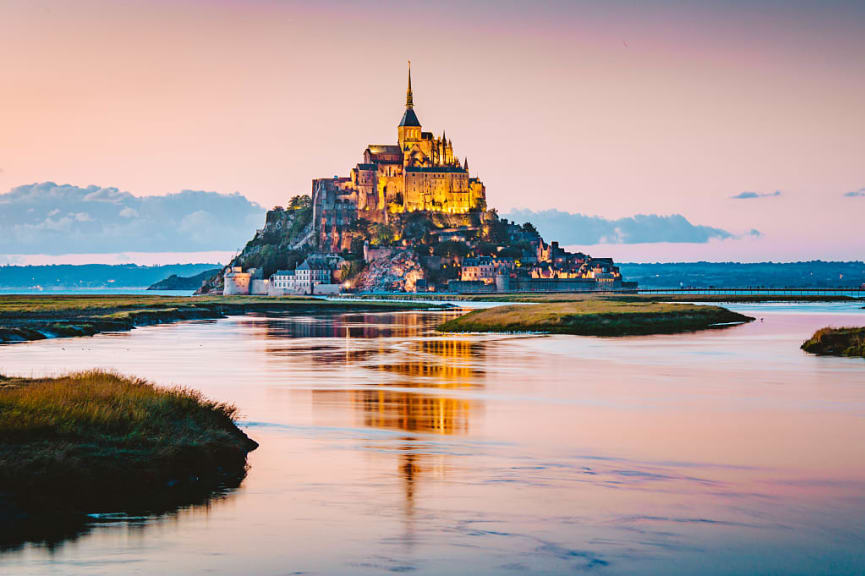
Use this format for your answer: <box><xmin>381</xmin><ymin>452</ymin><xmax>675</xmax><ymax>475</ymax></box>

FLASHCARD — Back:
<box><xmin>355</xmin><ymin>249</ymin><xmax>426</xmax><ymax>292</ymax></box>
<box><xmin>197</xmin><ymin>198</ymin><xmax>314</xmax><ymax>294</ymax></box>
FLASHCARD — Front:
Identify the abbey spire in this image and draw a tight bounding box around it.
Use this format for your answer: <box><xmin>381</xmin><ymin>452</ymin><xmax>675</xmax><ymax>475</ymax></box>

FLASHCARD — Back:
<box><xmin>398</xmin><ymin>61</ymin><xmax>421</xmax><ymax>131</ymax></box>
<box><xmin>406</xmin><ymin>60</ymin><xmax>414</xmax><ymax>109</ymax></box>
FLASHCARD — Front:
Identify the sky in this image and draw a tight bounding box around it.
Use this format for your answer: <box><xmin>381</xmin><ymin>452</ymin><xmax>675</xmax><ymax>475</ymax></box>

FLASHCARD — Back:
<box><xmin>0</xmin><ymin>0</ymin><xmax>863</xmax><ymax>263</ymax></box>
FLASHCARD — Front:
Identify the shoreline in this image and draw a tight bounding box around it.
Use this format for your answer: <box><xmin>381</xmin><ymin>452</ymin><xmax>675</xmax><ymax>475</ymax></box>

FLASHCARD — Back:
<box><xmin>437</xmin><ymin>300</ymin><xmax>755</xmax><ymax>337</ymax></box>
<box><xmin>337</xmin><ymin>292</ymin><xmax>859</xmax><ymax>304</ymax></box>
<box><xmin>801</xmin><ymin>327</ymin><xmax>865</xmax><ymax>358</ymax></box>
<box><xmin>0</xmin><ymin>295</ymin><xmax>445</xmax><ymax>345</ymax></box>
<box><xmin>0</xmin><ymin>371</ymin><xmax>259</xmax><ymax>548</ymax></box>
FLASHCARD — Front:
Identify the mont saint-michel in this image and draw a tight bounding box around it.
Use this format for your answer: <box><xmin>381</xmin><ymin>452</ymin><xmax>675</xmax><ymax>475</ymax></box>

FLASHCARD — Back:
<box><xmin>4</xmin><ymin>1</ymin><xmax>865</xmax><ymax>574</ymax></box>
<box><xmin>207</xmin><ymin>65</ymin><xmax>628</xmax><ymax>296</ymax></box>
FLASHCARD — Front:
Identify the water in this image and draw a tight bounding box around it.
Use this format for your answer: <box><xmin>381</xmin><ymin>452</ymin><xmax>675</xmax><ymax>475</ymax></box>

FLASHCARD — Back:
<box><xmin>1</xmin><ymin>303</ymin><xmax>864</xmax><ymax>575</ymax></box>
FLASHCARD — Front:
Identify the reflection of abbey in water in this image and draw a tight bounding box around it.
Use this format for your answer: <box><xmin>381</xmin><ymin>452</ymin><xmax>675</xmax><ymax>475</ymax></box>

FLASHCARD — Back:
<box><xmin>354</xmin><ymin>338</ymin><xmax>481</xmax><ymax>435</ymax></box>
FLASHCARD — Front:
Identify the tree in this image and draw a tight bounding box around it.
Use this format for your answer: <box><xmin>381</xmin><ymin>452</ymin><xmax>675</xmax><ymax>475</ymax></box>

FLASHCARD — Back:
<box><xmin>434</xmin><ymin>240</ymin><xmax>469</xmax><ymax>258</ymax></box>
<box><xmin>288</xmin><ymin>195</ymin><xmax>311</xmax><ymax>210</ymax></box>
<box><xmin>350</xmin><ymin>237</ymin><xmax>365</xmax><ymax>257</ymax></box>
<box><xmin>368</xmin><ymin>223</ymin><xmax>395</xmax><ymax>247</ymax></box>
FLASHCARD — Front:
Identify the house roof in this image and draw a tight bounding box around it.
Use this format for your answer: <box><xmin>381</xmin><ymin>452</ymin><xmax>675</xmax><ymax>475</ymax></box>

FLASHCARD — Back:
<box><xmin>367</xmin><ymin>145</ymin><xmax>401</xmax><ymax>154</ymax></box>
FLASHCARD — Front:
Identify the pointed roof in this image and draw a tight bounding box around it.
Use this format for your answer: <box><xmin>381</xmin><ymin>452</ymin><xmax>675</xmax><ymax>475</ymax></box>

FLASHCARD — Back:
<box><xmin>399</xmin><ymin>61</ymin><xmax>421</xmax><ymax>127</ymax></box>
<box><xmin>399</xmin><ymin>108</ymin><xmax>420</xmax><ymax>127</ymax></box>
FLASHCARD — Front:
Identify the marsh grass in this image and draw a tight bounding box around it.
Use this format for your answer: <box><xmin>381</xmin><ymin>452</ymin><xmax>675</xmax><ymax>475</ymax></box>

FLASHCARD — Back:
<box><xmin>0</xmin><ymin>370</ymin><xmax>257</xmax><ymax>516</ymax></box>
<box><xmin>0</xmin><ymin>370</ymin><xmax>240</xmax><ymax>443</ymax></box>
<box><xmin>438</xmin><ymin>300</ymin><xmax>753</xmax><ymax>336</ymax></box>
<box><xmin>801</xmin><ymin>327</ymin><xmax>865</xmax><ymax>358</ymax></box>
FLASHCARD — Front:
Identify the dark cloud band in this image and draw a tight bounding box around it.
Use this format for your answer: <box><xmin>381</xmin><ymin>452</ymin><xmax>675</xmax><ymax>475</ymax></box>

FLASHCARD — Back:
<box><xmin>502</xmin><ymin>209</ymin><xmax>733</xmax><ymax>245</ymax></box>
<box><xmin>0</xmin><ymin>182</ymin><xmax>265</xmax><ymax>254</ymax></box>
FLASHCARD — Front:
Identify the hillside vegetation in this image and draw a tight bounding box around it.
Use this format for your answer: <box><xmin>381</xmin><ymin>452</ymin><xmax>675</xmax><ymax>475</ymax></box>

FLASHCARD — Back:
<box><xmin>198</xmin><ymin>195</ymin><xmax>314</xmax><ymax>293</ymax></box>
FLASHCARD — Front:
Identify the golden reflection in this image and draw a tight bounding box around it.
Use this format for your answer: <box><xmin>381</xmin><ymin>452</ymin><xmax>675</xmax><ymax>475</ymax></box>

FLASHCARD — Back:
<box><xmin>250</xmin><ymin>311</ymin><xmax>482</xmax><ymax>524</ymax></box>
<box><xmin>376</xmin><ymin>338</ymin><xmax>483</xmax><ymax>382</ymax></box>
<box><xmin>352</xmin><ymin>387</ymin><xmax>471</xmax><ymax>434</ymax></box>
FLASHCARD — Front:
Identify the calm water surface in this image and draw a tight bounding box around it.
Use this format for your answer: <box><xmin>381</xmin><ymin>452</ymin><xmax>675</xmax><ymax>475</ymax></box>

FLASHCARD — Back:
<box><xmin>1</xmin><ymin>303</ymin><xmax>864</xmax><ymax>575</ymax></box>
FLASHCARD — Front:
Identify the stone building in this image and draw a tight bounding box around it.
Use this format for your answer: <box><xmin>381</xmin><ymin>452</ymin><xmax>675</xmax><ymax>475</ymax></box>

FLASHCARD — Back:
<box><xmin>312</xmin><ymin>63</ymin><xmax>487</xmax><ymax>250</ymax></box>
<box><xmin>460</xmin><ymin>256</ymin><xmax>515</xmax><ymax>285</ymax></box>
<box><xmin>269</xmin><ymin>269</ymin><xmax>296</xmax><ymax>295</ymax></box>
<box><xmin>223</xmin><ymin>266</ymin><xmax>251</xmax><ymax>295</ymax></box>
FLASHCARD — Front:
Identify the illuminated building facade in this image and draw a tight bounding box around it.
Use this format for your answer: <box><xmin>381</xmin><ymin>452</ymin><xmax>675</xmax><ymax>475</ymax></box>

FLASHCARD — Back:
<box><xmin>312</xmin><ymin>63</ymin><xmax>487</xmax><ymax>248</ymax></box>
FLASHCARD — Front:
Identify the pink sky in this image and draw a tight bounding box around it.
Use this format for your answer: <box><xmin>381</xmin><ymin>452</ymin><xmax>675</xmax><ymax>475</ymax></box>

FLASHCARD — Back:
<box><xmin>1</xmin><ymin>0</ymin><xmax>863</xmax><ymax>262</ymax></box>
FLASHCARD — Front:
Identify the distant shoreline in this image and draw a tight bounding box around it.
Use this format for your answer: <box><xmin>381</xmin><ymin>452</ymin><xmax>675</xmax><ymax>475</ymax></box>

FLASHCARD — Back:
<box><xmin>0</xmin><ymin>294</ymin><xmax>443</xmax><ymax>345</ymax></box>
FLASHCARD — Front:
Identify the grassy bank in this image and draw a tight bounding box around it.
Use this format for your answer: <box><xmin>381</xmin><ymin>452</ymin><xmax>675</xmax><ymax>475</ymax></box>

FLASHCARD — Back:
<box><xmin>0</xmin><ymin>294</ymin><xmax>441</xmax><ymax>344</ymax></box>
<box><xmin>801</xmin><ymin>327</ymin><xmax>865</xmax><ymax>358</ymax></box>
<box><xmin>438</xmin><ymin>300</ymin><xmax>753</xmax><ymax>336</ymax></box>
<box><xmin>343</xmin><ymin>292</ymin><xmax>856</xmax><ymax>304</ymax></box>
<box><xmin>0</xmin><ymin>371</ymin><xmax>257</xmax><ymax>544</ymax></box>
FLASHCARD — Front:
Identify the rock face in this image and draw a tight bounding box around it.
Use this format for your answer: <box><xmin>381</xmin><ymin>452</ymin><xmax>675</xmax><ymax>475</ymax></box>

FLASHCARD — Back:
<box><xmin>197</xmin><ymin>198</ymin><xmax>314</xmax><ymax>294</ymax></box>
<box><xmin>356</xmin><ymin>249</ymin><xmax>426</xmax><ymax>292</ymax></box>
<box><xmin>197</xmin><ymin>189</ymin><xmax>628</xmax><ymax>294</ymax></box>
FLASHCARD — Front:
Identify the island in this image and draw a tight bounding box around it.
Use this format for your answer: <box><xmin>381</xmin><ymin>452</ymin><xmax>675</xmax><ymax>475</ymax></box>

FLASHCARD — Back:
<box><xmin>801</xmin><ymin>327</ymin><xmax>865</xmax><ymax>358</ymax></box>
<box><xmin>0</xmin><ymin>370</ymin><xmax>257</xmax><ymax>545</ymax></box>
<box><xmin>147</xmin><ymin>268</ymin><xmax>220</xmax><ymax>291</ymax></box>
<box><xmin>437</xmin><ymin>299</ymin><xmax>754</xmax><ymax>336</ymax></box>
<box><xmin>196</xmin><ymin>64</ymin><xmax>634</xmax><ymax>297</ymax></box>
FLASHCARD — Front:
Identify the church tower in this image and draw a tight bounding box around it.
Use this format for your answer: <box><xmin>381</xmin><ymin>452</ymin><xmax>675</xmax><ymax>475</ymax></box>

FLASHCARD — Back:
<box><xmin>398</xmin><ymin>61</ymin><xmax>422</xmax><ymax>151</ymax></box>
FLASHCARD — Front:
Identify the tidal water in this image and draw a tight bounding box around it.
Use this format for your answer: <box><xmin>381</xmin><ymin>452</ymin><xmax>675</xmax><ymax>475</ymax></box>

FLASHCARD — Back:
<box><xmin>1</xmin><ymin>303</ymin><xmax>864</xmax><ymax>575</ymax></box>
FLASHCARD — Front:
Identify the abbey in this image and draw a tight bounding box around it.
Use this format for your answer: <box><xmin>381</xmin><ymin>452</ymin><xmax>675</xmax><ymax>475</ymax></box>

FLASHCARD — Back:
<box><xmin>312</xmin><ymin>64</ymin><xmax>487</xmax><ymax>248</ymax></box>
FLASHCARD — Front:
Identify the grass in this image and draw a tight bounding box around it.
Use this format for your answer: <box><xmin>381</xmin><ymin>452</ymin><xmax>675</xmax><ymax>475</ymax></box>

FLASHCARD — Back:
<box><xmin>0</xmin><ymin>370</ymin><xmax>258</xmax><ymax>520</ymax></box>
<box><xmin>801</xmin><ymin>327</ymin><xmax>865</xmax><ymax>358</ymax></box>
<box><xmin>437</xmin><ymin>300</ymin><xmax>753</xmax><ymax>336</ymax></box>
<box><xmin>0</xmin><ymin>294</ymin><xmax>441</xmax><ymax>344</ymax></box>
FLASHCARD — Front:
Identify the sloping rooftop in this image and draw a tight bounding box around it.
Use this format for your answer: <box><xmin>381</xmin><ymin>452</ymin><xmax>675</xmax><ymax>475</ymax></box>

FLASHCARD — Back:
<box><xmin>399</xmin><ymin>107</ymin><xmax>421</xmax><ymax>127</ymax></box>
<box><xmin>367</xmin><ymin>145</ymin><xmax>401</xmax><ymax>154</ymax></box>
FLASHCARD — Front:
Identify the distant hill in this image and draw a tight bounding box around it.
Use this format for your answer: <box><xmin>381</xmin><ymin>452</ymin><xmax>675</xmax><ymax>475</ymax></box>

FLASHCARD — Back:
<box><xmin>618</xmin><ymin>261</ymin><xmax>865</xmax><ymax>289</ymax></box>
<box><xmin>147</xmin><ymin>269</ymin><xmax>221</xmax><ymax>291</ymax></box>
<box><xmin>0</xmin><ymin>264</ymin><xmax>221</xmax><ymax>290</ymax></box>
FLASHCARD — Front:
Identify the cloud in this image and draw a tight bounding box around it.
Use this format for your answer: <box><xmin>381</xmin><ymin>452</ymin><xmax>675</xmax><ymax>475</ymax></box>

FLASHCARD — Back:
<box><xmin>0</xmin><ymin>182</ymin><xmax>266</xmax><ymax>254</ymax></box>
<box><xmin>843</xmin><ymin>187</ymin><xmax>865</xmax><ymax>198</ymax></box>
<box><xmin>502</xmin><ymin>209</ymin><xmax>733</xmax><ymax>245</ymax></box>
<box><xmin>730</xmin><ymin>190</ymin><xmax>781</xmax><ymax>199</ymax></box>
